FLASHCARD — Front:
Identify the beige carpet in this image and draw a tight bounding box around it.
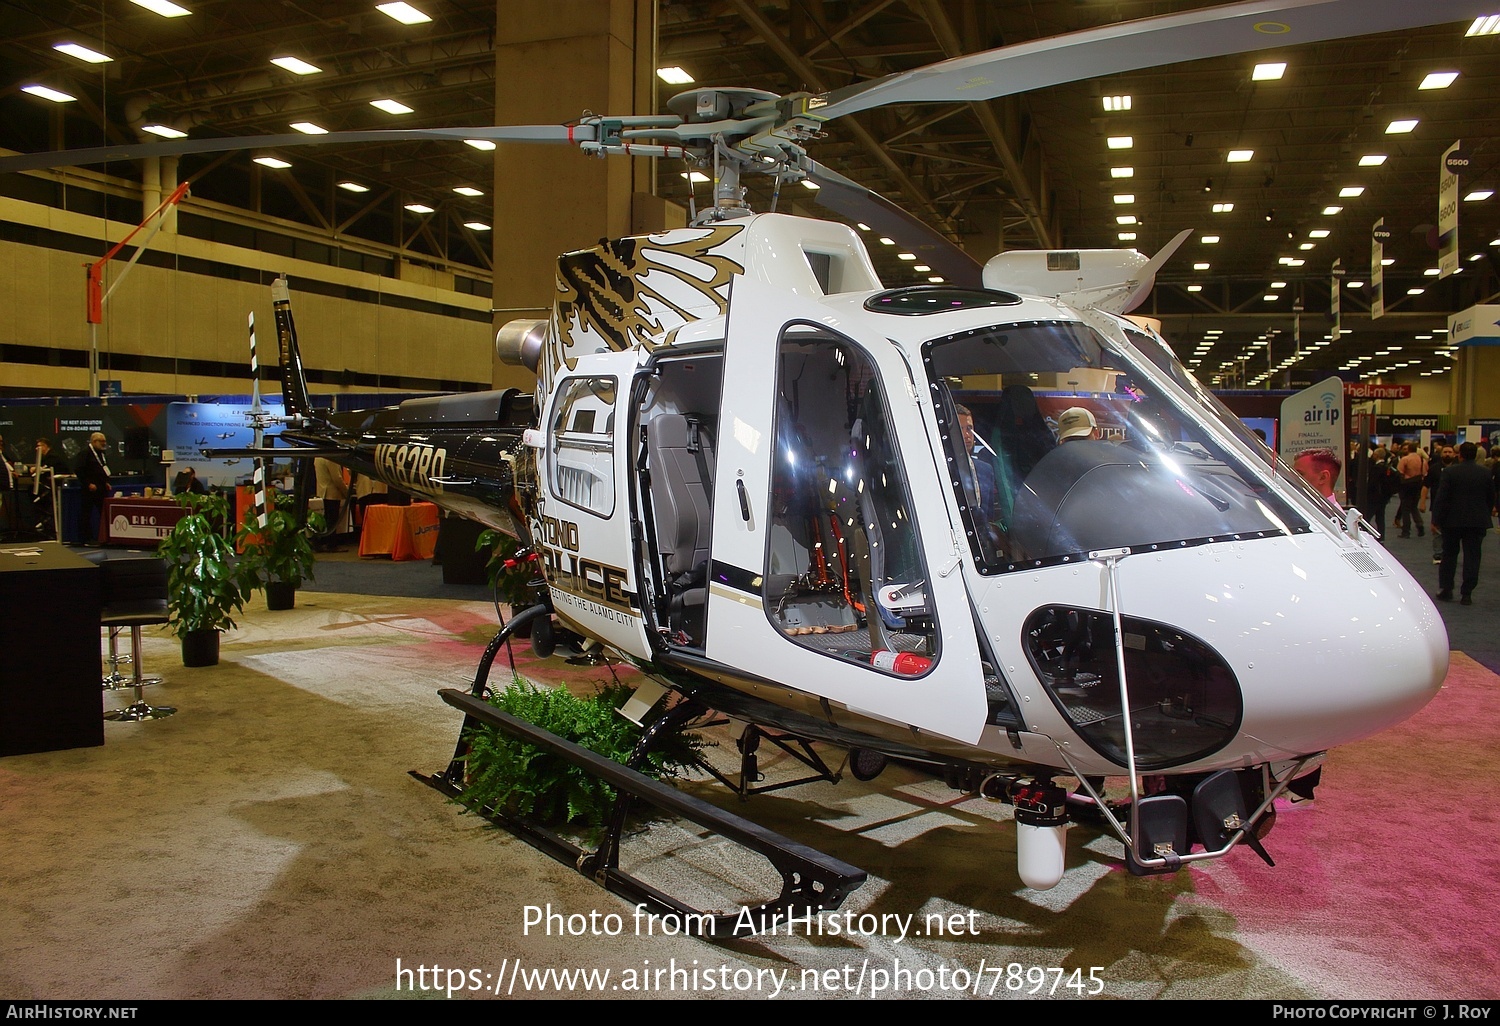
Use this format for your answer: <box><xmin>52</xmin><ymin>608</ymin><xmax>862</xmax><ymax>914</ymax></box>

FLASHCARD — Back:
<box><xmin>2</xmin><ymin>588</ymin><xmax>1495</xmax><ymax>1000</ymax></box>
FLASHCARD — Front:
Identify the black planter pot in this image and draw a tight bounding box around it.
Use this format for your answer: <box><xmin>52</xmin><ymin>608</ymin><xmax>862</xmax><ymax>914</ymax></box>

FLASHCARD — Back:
<box><xmin>265</xmin><ymin>581</ymin><xmax>298</xmax><ymax>610</ymax></box>
<box><xmin>181</xmin><ymin>629</ymin><xmax>220</xmax><ymax>667</ymax></box>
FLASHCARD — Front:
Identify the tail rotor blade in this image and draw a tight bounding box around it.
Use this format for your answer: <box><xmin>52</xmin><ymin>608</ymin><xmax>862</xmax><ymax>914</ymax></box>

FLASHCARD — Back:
<box><xmin>249</xmin><ymin>311</ymin><xmax>268</xmax><ymax>530</ymax></box>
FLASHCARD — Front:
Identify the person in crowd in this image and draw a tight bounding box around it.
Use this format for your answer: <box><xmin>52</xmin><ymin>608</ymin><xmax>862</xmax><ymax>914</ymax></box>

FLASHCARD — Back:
<box><xmin>28</xmin><ymin>438</ymin><xmax>64</xmax><ymax>537</ymax></box>
<box><xmin>954</xmin><ymin>404</ymin><xmax>1003</xmax><ymax>528</ymax></box>
<box><xmin>1395</xmin><ymin>440</ymin><xmax>1428</xmax><ymax>537</ymax></box>
<box><xmin>1433</xmin><ymin>442</ymin><xmax>1495</xmax><ymax>606</ymax></box>
<box><xmin>1365</xmin><ymin>444</ymin><xmax>1397</xmax><ymax>538</ymax></box>
<box><xmin>314</xmin><ymin>456</ymin><xmax>349</xmax><ymax>551</ymax></box>
<box><xmin>0</xmin><ymin>434</ymin><xmax>17</xmax><ymax>536</ymax></box>
<box><xmin>1293</xmin><ymin>446</ymin><xmax>1343</xmax><ymax>511</ymax></box>
<box><xmin>1427</xmin><ymin>446</ymin><xmax>1457</xmax><ymax>564</ymax></box>
<box><xmin>172</xmin><ymin>466</ymin><xmax>207</xmax><ymax>496</ymax></box>
<box><xmin>75</xmin><ymin>431</ymin><xmax>112</xmax><ymax>543</ymax></box>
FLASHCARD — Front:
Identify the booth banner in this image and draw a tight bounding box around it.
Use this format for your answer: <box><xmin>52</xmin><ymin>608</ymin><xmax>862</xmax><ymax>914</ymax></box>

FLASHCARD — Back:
<box><xmin>165</xmin><ymin>401</ymin><xmax>289</xmax><ymax>493</ymax></box>
<box><xmin>1279</xmin><ymin>376</ymin><xmax>1347</xmax><ymax>498</ymax></box>
<box><xmin>104</xmin><ymin>497</ymin><xmax>187</xmax><ymax>544</ymax></box>
<box><xmin>0</xmin><ymin>404</ymin><xmax>168</xmax><ymax>479</ymax></box>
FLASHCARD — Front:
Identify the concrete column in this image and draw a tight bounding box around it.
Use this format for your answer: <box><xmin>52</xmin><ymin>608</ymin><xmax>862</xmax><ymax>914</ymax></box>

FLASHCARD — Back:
<box><xmin>162</xmin><ymin>157</ymin><xmax>179</xmax><ymax>232</ymax></box>
<box><xmin>142</xmin><ymin>157</ymin><xmax>161</xmax><ymax>223</ymax></box>
<box><xmin>490</xmin><ymin>0</ymin><xmax>654</xmax><ymax>389</ymax></box>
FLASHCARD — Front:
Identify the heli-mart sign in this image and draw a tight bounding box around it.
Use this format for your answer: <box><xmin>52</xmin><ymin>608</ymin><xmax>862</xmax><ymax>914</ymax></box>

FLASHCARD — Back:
<box><xmin>1345</xmin><ymin>382</ymin><xmax>1411</xmax><ymax>400</ymax></box>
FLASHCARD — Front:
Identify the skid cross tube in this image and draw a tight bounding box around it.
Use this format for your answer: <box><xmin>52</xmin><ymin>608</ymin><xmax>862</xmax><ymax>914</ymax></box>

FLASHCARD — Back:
<box><xmin>416</xmin><ymin>688</ymin><xmax>866</xmax><ymax>937</ymax></box>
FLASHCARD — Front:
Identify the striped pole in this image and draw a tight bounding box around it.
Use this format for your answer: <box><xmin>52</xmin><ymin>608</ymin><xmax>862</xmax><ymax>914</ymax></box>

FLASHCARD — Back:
<box><xmin>249</xmin><ymin>312</ymin><xmax>268</xmax><ymax>529</ymax></box>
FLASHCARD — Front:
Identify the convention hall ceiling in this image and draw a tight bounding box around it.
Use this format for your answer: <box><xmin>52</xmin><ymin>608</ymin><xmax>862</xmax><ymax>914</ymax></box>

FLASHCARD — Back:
<box><xmin>2</xmin><ymin>1</ymin><xmax>1498</xmax><ymax>386</ymax></box>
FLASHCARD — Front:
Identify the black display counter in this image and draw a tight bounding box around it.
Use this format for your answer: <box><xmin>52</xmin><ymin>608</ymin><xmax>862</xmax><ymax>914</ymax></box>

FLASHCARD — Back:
<box><xmin>0</xmin><ymin>542</ymin><xmax>103</xmax><ymax>755</ymax></box>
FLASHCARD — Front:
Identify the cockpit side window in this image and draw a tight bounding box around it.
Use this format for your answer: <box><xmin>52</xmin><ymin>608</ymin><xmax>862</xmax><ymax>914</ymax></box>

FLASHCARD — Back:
<box><xmin>763</xmin><ymin>325</ymin><xmax>938</xmax><ymax>678</ymax></box>
<box><xmin>923</xmin><ymin>320</ymin><xmax>1308</xmax><ymax>573</ymax></box>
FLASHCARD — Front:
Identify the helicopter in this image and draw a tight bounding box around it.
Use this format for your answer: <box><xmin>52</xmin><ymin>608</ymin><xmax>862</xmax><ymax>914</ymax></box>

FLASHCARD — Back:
<box><xmin>2</xmin><ymin>0</ymin><xmax>1476</xmax><ymax>927</ymax></box>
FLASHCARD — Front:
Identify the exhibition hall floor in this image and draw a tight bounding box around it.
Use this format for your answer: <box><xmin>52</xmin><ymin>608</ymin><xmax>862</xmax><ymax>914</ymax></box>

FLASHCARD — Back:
<box><xmin>2</xmin><ymin>536</ymin><xmax>1497</xmax><ymax>1001</ymax></box>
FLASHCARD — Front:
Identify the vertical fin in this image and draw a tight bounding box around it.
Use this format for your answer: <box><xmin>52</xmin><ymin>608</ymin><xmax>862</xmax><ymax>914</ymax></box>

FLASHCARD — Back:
<box><xmin>271</xmin><ymin>275</ymin><xmax>313</xmax><ymax>420</ymax></box>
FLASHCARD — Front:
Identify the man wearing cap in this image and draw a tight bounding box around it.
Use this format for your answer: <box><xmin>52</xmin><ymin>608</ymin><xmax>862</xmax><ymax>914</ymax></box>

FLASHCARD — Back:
<box><xmin>1055</xmin><ymin>406</ymin><xmax>1100</xmax><ymax>444</ymax></box>
<box><xmin>1006</xmin><ymin>406</ymin><xmax>1115</xmax><ymax>560</ymax></box>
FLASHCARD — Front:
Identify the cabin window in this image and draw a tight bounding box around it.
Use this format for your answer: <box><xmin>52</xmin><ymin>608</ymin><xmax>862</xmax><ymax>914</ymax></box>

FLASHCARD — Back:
<box><xmin>548</xmin><ymin>375</ymin><xmax>616</xmax><ymax>518</ymax></box>
<box><xmin>762</xmin><ymin>326</ymin><xmax>938</xmax><ymax>678</ymax></box>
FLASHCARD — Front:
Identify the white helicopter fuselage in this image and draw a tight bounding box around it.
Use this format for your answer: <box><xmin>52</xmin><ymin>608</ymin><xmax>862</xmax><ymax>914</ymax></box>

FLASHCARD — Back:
<box><xmin>512</xmin><ymin>212</ymin><xmax>1445</xmax><ymax>783</ymax></box>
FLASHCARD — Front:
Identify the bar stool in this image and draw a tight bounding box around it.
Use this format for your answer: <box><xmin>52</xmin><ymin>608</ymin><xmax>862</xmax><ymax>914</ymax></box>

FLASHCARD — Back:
<box><xmin>99</xmin><ymin>556</ymin><xmax>175</xmax><ymax>722</ymax></box>
<box><xmin>78</xmin><ymin>551</ymin><xmax>145</xmax><ymax>691</ymax></box>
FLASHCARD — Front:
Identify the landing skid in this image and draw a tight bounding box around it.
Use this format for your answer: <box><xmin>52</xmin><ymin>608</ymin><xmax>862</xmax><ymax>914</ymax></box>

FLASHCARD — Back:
<box><xmin>411</xmin><ymin>609</ymin><xmax>867</xmax><ymax>938</ymax></box>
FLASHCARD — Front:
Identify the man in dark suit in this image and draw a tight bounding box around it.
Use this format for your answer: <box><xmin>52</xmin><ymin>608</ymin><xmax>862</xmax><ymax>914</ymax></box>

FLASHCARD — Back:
<box><xmin>75</xmin><ymin>431</ymin><xmax>112</xmax><ymax>543</ymax></box>
<box><xmin>1433</xmin><ymin>442</ymin><xmax>1496</xmax><ymax>606</ymax></box>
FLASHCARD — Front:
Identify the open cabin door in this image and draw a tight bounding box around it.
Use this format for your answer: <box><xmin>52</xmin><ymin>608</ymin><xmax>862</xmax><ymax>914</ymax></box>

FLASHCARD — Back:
<box><xmin>706</xmin><ymin>276</ymin><xmax>987</xmax><ymax>745</ymax></box>
<box><xmin>535</xmin><ymin>351</ymin><xmax>653</xmax><ymax>661</ymax></box>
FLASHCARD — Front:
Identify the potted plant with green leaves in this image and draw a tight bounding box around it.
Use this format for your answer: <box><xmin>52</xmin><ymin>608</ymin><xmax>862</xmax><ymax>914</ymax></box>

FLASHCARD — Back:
<box><xmin>157</xmin><ymin>490</ymin><xmax>246</xmax><ymax>667</ymax></box>
<box><xmin>236</xmin><ymin>490</ymin><xmax>325</xmax><ymax>610</ymax></box>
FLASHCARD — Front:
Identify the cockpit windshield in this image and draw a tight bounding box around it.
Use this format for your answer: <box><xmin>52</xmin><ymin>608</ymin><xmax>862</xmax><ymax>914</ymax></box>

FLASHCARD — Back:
<box><xmin>921</xmin><ymin>319</ymin><xmax>1310</xmax><ymax>573</ymax></box>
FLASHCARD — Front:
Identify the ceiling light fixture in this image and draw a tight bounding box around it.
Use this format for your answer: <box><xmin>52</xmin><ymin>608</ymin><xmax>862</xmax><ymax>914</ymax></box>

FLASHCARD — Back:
<box><xmin>370</xmin><ymin>98</ymin><xmax>414</xmax><ymax>115</ymax></box>
<box><xmin>1193</xmin><ymin>262</ymin><xmax>1210</xmax><ymax>270</ymax></box>
<box><xmin>657</xmin><ymin>67</ymin><xmax>694</xmax><ymax>85</ymax></box>
<box><xmin>1102</xmin><ymin>95</ymin><xmax>1132</xmax><ymax>111</ymax></box>
<box><xmin>453</xmin><ymin>186</ymin><xmax>483</xmax><ymax>197</ymax></box>
<box><xmin>1309</xmin><ymin>229</ymin><xmax>1331</xmax><ymax>238</ymax></box>
<box><xmin>1419</xmin><ymin>71</ymin><xmax>1459</xmax><ymax>89</ymax></box>
<box><xmin>463</xmin><ymin>221</ymin><xmax>491</xmax><ymax>231</ymax></box>
<box><xmin>1212</xmin><ymin>202</ymin><xmax>1234</xmax><ymax>213</ymax></box>
<box><xmin>1466</xmin><ymin>15</ymin><xmax>1500</xmax><ymax>35</ymax></box>
<box><xmin>1113</xmin><ymin>194</ymin><xmax>1135</xmax><ymax>204</ymax></box>
<box><xmin>1359</xmin><ymin>154</ymin><xmax>1388</xmax><ymax>167</ymax></box>
<box><xmin>1339</xmin><ymin>186</ymin><xmax>1365</xmax><ymax>198</ymax></box>
<box><xmin>1465</xmin><ymin>190</ymin><xmax>1494</xmax><ymax>201</ymax></box>
<box><xmin>290</xmin><ymin>122</ymin><xmax>328</xmax><ymax>135</ymax></box>
<box><xmin>270</xmin><ymin>56</ymin><xmax>322</xmax><ymax>75</ymax></box>
<box><xmin>1117</xmin><ymin>215</ymin><xmax>1137</xmax><ymax>225</ymax></box>
<box><xmin>1386</xmin><ymin>119</ymin><xmax>1419</xmax><ymax>134</ymax></box>
<box><xmin>1117</xmin><ymin>232</ymin><xmax>1137</xmax><ymax>241</ymax></box>
<box><xmin>1110</xmin><ymin>166</ymin><xmax>1134</xmax><ymax>178</ymax></box>
<box><xmin>131</xmin><ymin>0</ymin><xmax>191</xmax><ymax>14</ymax></box>
<box><xmin>1201</xmin><ymin>235</ymin><xmax>1220</xmax><ymax>243</ymax></box>
<box><xmin>800</xmin><ymin>179</ymin><xmax>820</xmax><ymax>190</ymax></box>
<box><xmin>680</xmin><ymin>171</ymin><xmax>708</xmax><ymax>183</ymax></box>
<box><xmin>1252</xmin><ymin>62</ymin><xmax>1286</xmax><ymax>80</ymax></box>
<box><xmin>53</xmin><ymin>43</ymin><xmax>112</xmax><ymax>64</ymax></box>
<box><xmin>464</xmin><ymin>139</ymin><xmax>496</xmax><ymax>151</ymax></box>
<box><xmin>1227</xmin><ymin>149</ymin><xmax>1254</xmax><ymax>162</ymax></box>
<box><xmin>404</xmin><ymin>203</ymin><xmax>435</xmax><ymax>214</ymax></box>
<box><xmin>1187</xmin><ymin>285</ymin><xmax>1202</xmax><ymax>292</ymax></box>
<box><xmin>22</xmin><ymin>85</ymin><xmax>77</xmax><ymax>103</ymax></box>
<box><xmin>1322</xmin><ymin>206</ymin><xmax>1343</xmax><ymax>215</ymax></box>
<box><xmin>253</xmin><ymin>156</ymin><xmax>292</xmax><ymax>169</ymax></box>
<box><xmin>141</xmin><ymin>124</ymin><xmax>187</xmax><ymax>139</ymax></box>
<box><xmin>338</xmin><ymin>182</ymin><xmax>370</xmax><ymax>193</ymax></box>
<box><xmin>377</xmin><ymin>2</ymin><xmax>432</xmax><ymax>24</ymax></box>
<box><xmin>1107</xmin><ymin>136</ymin><xmax>1133</xmax><ymax>149</ymax></box>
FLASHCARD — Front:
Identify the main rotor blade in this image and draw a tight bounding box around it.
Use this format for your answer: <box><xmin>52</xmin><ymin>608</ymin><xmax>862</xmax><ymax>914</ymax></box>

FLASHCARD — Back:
<box><xmin>0</xmin><ymin>124</ymin><xmax>593</xmax><ymax>175</ymax></box>
<box><xmin>814</xmin><ymin>0</ymin><xmax>1492</xmax><ymax>120</ymax></box>
<box><xmin>805</xmin><ymin>160</ymin><xmax>982</xmax><ymax>288</ymax></box>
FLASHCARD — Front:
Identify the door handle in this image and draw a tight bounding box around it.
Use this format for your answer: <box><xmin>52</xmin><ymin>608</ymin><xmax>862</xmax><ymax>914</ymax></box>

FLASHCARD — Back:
<box><xmin>736</xmin><ymin>478</ymin><xmax>752</xmax><ymax>522</ymax></box>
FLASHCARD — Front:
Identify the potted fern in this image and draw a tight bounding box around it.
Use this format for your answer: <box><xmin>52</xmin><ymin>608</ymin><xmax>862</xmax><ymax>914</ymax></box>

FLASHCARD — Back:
<box><xmin>157</xmin><ymin>491</ymin><xmax>246</xmax><ymax>667</ymax></box>
<box><xmin>236</xmin><ymin>490</ymin><xmax>325</xmax><ymax>610</ymax></box>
